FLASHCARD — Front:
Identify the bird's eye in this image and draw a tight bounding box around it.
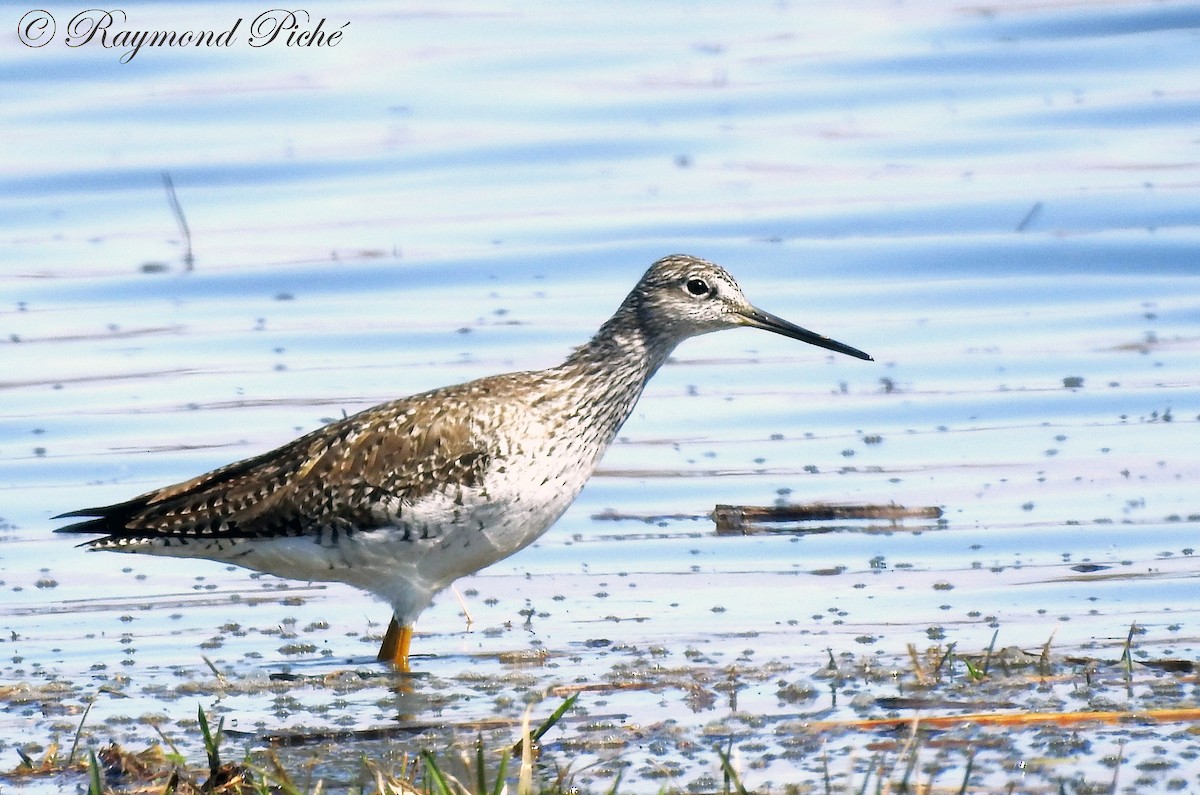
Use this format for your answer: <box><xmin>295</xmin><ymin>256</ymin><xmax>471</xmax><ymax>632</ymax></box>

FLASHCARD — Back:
<box><xmin>685</xmin><ymin>277</ymin><xmax>711</xmax><ymax>297</ymax></box>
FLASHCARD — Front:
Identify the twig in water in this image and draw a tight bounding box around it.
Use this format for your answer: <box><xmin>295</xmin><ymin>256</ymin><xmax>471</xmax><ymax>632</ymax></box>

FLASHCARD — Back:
<box><xmin>202</xmin><ymin>655</ymin><xmax>229</xmax><ymax>688</ymax></box>
<box><xmin>1016</xmin><ymin>200</ymin><xmax>1043</xmax><ymax>232</ymax></box>
<box><xmin>957</xmin><ymin>752</ymin><xmax>975</xmax><ymax>795</ymax></box>
<box><xmin>1039</xmin><ymin>629</ymin><xmax>1057</xmax><ymax>677</ymax></box>
<box><xmin>1109</xmin><ymin>739</ymin><xmax>1125</xmax><ymax>795</ymax></box>
<box><xmin>452</xmin><ymin>584</ymin><xmax>474</xmax><ymax>629</ymax></box>
<box><xmin>1121</xmin><ymin>622</ymin><xmax>1138</xmax><ymax>695</ymax></box>
<box><xmin>907</xmin><ymin>643</ymin><xmax>929</xmax><ymax>686</ymax></box>
<box><xmin>820</xmin><ymin>741</ymin><xmax>832</xmax><ymax>795</ymax></box>
<box><xmin>162</xmin><ymin>171</ymin><xmax>194</xmax><ymax>270</ymax></box>
<box><xmin>715</xmin><ymin>737</ymin><xmax>749</xmax><ymax>795</ymax></box>
<box><xmin>981</xmin><ymin>628</ymin><xmax>999</xmax><ymax>677</ymax></box>
<box><xmin>933</xmin><ymin>641</ymin><xmax>956</xmax><ymax>678</ymax></box>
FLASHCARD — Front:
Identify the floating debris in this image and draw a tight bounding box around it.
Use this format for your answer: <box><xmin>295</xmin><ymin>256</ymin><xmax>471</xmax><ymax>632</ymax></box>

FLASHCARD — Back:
<box><xmin>1070</xmin><ymin>563</ymin><xmax>1111</xmax><ymax>573</ymax></box>
<box><xmin>711</xmin><ymin>503</ymin><xmax>944</xmax><ymax>535</ymax></box>
<box><xmin>1136</xmin><ymin>658</ymin><xmax>1195</xmax><ymax>674</ymax></box>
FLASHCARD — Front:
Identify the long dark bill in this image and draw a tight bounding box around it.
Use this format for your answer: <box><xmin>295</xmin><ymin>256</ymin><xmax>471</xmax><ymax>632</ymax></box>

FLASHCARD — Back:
<box><xmin>740</xmin><ymin>306</ymin><xmax>873</xmax><ymax>361</ymax></box>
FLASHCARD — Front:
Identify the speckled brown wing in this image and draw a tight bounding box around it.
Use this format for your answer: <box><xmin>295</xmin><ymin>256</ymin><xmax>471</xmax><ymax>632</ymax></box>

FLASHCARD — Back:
<box><xmin>54</xmin><ymin>396</ymin><xmax>492</xmax><ymax>546</ymax></box>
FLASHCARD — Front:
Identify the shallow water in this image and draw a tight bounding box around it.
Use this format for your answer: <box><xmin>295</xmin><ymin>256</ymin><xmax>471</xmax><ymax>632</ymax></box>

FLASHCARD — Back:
<box><xmin>2</xmin><ymin>1</ymin><xmax>1200</xmax><ymax>792</ymax></box>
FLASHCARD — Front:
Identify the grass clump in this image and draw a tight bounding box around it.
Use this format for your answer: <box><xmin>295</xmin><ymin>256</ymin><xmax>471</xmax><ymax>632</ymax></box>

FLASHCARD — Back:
<box><xmin>22</xmin><ymin>697</ymin><xmax>583</xmax><ymax>795</ymax></box>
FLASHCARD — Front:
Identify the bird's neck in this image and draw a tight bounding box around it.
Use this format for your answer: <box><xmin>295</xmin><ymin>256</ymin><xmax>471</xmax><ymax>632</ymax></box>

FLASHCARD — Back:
<box><xmin>545</xmin><ymin>302</ymin><xmax>678</xmax><ymax>447</ymax></box>
<box><xmin>563</xmin><ymin>301</ymin><xmax>678</xmax><ymax>383</ymax></box>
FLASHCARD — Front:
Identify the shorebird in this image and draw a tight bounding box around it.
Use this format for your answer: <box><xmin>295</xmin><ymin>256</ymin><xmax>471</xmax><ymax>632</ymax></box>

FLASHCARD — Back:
<box><xmin>55</xmin><ymin>254</ymin><xmax>871</xmax><ymax>671</ymax></box>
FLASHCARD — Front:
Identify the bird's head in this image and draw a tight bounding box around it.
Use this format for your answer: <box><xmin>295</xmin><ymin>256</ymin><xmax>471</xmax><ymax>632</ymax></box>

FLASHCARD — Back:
<box><xmin>630</xmin><ymin>254</ymin><xmax>872</xmax><ymax>361</ymax></box>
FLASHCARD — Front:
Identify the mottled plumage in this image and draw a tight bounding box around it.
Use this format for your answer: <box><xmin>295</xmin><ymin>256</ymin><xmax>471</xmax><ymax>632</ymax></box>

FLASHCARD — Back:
<box><xmin>55</xmin><ymin>254</ymin><xmax>871</xmax><ymax>669</ymax></box>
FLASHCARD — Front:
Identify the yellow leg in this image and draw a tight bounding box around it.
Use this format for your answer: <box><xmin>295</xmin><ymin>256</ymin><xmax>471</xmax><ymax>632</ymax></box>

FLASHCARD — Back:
<box><xmin>377</xmin><ymin>616</ymin><xmax>413</xmax><ymax>672</ymax></box>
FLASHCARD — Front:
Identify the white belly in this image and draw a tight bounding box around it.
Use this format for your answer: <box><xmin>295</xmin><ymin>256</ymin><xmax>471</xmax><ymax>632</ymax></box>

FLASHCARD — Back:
<box><xmin>120</xmin><ymin>435</ymin><xmax>598</xmax><ymax>626</ymax></box>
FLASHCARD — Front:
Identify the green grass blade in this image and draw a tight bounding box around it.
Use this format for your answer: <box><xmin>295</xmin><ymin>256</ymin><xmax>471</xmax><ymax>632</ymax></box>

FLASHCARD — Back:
<box><xmin>490</xmin><ymin>749</ymin><xmax>510</xmax><ymax>795</ymax></box>
<box><xmin>87</xmin><ymin>749</ymin><xmax>103</xmax><ymax>795</ymax></box>
<box><xmin>197</xmin><ymin>706</ymin><xmax>222</xmax><ymax>778</ymax></box>
<box><xmin>604</xmin><ymin>768</ymin><xmax>623</xmax><ymax>795</ymax></box>
<box><xmin>475</xmin><ymin>733</ymin><xmax>487</xmax><ymax>795</ymax></box>
<box><xmin>420</xmin><ymin>750</ymin><xmax>455</xmax><ymax>795</ymax></box>
<box><xmin>531</xmin><ymin>693</ymin><xmax>578</xmax><ymax>743</ymax></box>
<box><xmin>67</xmin><ymin>697</ymin><xmax>95</xmax><ymax>766</ymax></box>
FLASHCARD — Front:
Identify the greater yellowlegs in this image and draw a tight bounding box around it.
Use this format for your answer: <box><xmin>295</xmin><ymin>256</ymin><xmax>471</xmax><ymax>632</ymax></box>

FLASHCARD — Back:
<box><xmin>55</xmin><ymin>254</ymin><xmax>871</xmax><ymax>670</ymax></box>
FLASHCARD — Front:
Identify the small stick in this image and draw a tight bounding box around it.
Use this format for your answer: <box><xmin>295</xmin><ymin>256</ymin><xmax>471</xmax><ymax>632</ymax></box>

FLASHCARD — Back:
<box><xmin>452</xmin><ymin>584</ymin><xmax>474</xmax><ymax>629</ymax></box>
<box><xmin>1110</xmin><ymin>739</ymin><xmax>1125</xmax><ymax>794</ymax></box>
<box><xmin>907</xmin><ymin>643</ymin><xmax>928</xmax><ymax>686</ymax></box>
<box><xmin>202</xmin><ymin>654</ymin><xmax>229</xmax><ymax>688</ymax></box>
<box><xmin>1015</xmin><ymin>200</ymin><xmax>1043</xmax><ymax>232</ymax></box>
<box><xmin>162</xmin><ymin>171</ymin><xmax>194</xmax><ymax>270</ymax></box>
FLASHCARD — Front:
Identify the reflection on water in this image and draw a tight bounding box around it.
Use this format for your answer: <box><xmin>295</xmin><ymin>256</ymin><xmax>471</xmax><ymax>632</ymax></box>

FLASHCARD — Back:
<box><xmin>2</xmin><ymin>0</ymin><xmax>1199</xmax><ymax>791</ymax></box>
